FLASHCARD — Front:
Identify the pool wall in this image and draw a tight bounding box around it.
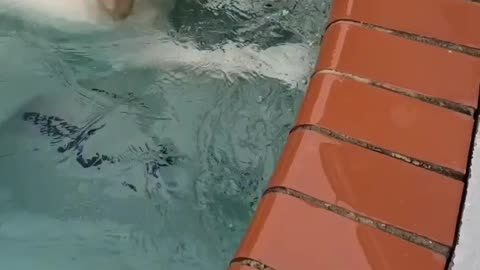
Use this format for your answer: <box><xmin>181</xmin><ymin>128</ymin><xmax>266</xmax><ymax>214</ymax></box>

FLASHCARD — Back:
<box><xmin>228</xmin><ymin>0</ymin><xmax>480</xmax><ymax>269</ymax></box>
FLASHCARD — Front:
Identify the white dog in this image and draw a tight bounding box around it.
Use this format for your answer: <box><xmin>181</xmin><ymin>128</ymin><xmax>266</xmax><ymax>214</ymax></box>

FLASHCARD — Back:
<box><xmin>0</xmin><ymin>0</ymin><xmax>169</xmax><ymax>25</ymax></box>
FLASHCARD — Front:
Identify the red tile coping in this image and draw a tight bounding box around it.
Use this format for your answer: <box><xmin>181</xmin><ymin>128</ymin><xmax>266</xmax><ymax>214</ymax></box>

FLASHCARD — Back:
<box><xmin>268</xmin><ymin>128</ymin><xmax>463</xmax><ymax>246</ymax></box>
<box><xmin>234</xmin><ymin>193</ymin><xmax>446</xmax><ymax>270</ymax></box>
<box><xmin>230</xmin><ymin>0</ymin><xmax>480</xmax><ymax>269</ymax></box>
<box><xmin>296</xmin><ymin>73</ymin><xmax>474</xmax><ymax>175</ymax></box>
<box><xmin>329</xmin><ymin>0</ymin><xmax>480</xmax><ymax>50</ymax></box>
<box><xmin>316</xmin><ymin>22</ymin><xmax>480</xmax><ymax>110</ymax></box>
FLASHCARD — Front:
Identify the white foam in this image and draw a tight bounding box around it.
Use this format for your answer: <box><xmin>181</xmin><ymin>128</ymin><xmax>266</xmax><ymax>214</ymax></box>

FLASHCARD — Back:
<box><xmin>115</xmin><ymin>39</ymin><xmax>315</xmax><ymax>88</ymax></box>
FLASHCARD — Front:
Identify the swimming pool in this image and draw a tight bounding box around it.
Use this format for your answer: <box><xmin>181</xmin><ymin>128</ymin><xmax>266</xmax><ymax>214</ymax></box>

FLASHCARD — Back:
<box><xmin>0</xmin><ymin>0</ymin><xmax>331</xmax><ymax>269</ymax></box>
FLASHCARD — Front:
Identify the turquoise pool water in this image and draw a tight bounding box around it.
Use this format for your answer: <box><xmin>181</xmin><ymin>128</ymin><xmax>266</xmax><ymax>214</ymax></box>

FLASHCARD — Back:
<box><xmin>0</xmin><ymin>0</ymin><xmax>330</xmax><ymax>269</ymax></box>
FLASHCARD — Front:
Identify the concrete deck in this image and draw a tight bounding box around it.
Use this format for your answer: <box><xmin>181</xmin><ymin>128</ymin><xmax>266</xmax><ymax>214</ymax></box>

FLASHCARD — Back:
<box><xmin>452</xmin><ymin>126</ymin><xmax>480</xmax><ymax>269</ymax></box>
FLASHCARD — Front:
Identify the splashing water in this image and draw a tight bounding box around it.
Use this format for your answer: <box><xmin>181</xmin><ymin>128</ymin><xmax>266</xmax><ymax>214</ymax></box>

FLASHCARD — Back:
<box><xmin>0</xmin><ymin>0</ymin><xmax>331</xmax><ymax>269</ymax></box>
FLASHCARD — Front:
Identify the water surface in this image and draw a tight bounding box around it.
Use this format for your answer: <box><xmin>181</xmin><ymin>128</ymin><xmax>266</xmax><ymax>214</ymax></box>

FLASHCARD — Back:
<box><xmin>0</xmin><ymin>1</ymin><xmax>331</xmax><ymax>269</ymax></box>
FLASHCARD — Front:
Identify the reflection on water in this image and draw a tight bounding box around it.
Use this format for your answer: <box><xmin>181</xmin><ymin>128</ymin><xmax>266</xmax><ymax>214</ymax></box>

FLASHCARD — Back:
<box><xmin>0</xmin><ymin>0</ymin><xmax>331</xmax><ymax>269</ymax></box>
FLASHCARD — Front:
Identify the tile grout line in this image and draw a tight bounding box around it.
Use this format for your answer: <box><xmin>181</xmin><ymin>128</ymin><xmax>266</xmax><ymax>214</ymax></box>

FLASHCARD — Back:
<box><xmin>313</xmin><ymin>70</ymin><xmax>476</xmax><ymax>116</ymax></box>
<box><xmin>230</xmin><ymin>258</ymin><xmax>276</xmax><ymax>270</ymax></box>
<box><xmin>326</xmin><ymin>19</ymin><xmax>480</xmax><ymax>58</ymax></box>
<box><xmin>264</xmin><ymin>187</ymin><xmax>451</xmax><ymax>257</ymax></box>
<box><xmin>290</xmin><ymin>124</ymin><xmax>465</xmax><ymax>181</ymax></box>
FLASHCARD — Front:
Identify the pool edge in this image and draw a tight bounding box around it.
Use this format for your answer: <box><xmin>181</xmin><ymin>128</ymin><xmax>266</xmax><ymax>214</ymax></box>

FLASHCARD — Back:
<box><xmin>229</xmin><ymin>0</ymin><xmax>480</xmax><ymax>269</ymax></box>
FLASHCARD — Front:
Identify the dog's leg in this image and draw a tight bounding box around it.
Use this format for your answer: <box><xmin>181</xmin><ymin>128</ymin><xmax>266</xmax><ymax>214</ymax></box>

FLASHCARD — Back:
<box><xmin>97</xmin><ymin>0</ymin><xmax>135</xmax><ymax>20</ymax></box>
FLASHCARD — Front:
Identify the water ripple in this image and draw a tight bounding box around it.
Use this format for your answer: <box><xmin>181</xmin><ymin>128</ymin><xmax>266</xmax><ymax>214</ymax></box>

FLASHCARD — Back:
<box><xmin>0</xmin><ymin>0</ymin><xmax>331</xmax><ymax>269</ymax></box>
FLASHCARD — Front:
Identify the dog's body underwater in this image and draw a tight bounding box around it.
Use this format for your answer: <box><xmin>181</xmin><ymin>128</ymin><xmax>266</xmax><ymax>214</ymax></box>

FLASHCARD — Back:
<box><xmin>0</xmin><ymin>0</ymin><xmax>313</xmax><ymax>87</ymax></box>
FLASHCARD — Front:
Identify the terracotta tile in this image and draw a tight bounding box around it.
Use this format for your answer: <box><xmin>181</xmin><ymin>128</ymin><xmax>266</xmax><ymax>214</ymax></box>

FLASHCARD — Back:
<box><xmin>296</xmin><ymin>73</ymin><xmax>473</xmax><ymax>173</ymax></box>
<box><xmin>235</xmin><ymin>193</ymin><xmax>446</xmax><ymax>270</ymax></box>
<box><xmin>228</xmin><ymin>264</ymin><xmax>257</xmax><ymax>270</ymax></box>
<box><xmin>330</xmin><ymin>0</ymin><xmax>480</xmax><ymax>49</ymax></box>
<box><xmin>316</xmin><ymin>22</ymin><xmax>480</xmax><ymax>109</ymax></box>
<box><xmin>269</xmin><ymin>128</ymin><xmax>463</xmax><ymax>246</ymax></box>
